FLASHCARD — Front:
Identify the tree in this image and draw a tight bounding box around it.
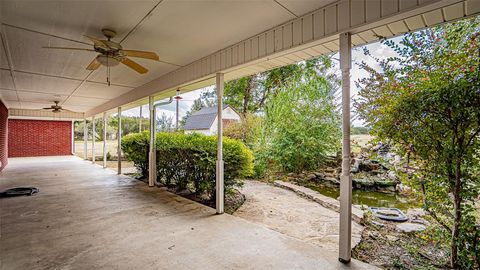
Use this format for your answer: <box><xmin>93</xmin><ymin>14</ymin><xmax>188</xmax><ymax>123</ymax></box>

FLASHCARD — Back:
<box><xmin>355</xmin><ymin>18</ymin><xmax>480</xmax><ymax>268</ymax></box>
<box><xmin>223</xmin><ymin>63</ymin><xmax>306</xmax><ymax>115</ymax></box>
<box><xmin>258</xmin><ymin>55</ymin><xmax>341</xmax><ymax>174</ymax></box>
<box><xmin>157</xmin><ymin>113</ymin><xmax>174</xmax><ymax>132</ymax></box>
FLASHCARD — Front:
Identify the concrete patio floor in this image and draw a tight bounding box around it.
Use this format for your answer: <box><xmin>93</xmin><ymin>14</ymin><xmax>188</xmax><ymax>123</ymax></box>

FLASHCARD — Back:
<box><xmin>0</xmin><ymin>156</ymin><xmax>375</xmax><ymax>270</ymax></box>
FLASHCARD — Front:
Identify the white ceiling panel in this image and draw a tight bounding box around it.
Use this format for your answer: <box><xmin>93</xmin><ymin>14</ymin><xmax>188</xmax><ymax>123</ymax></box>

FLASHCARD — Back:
<box><xmin>61</xmin><ymin>104</ymin><xmax>91</xmax><ymax>113</ymax></box>
<box><xmin>17</xmin><ymin>91</ymin><xmax>67</xmax><ymax>103</ymax></box>
<box><xmin>0</xmin><ymin>1</ymin><xmax>157</xmax><ymax>42</ymax></box>
<box><xmin>276</xmin><ymin>0</ymin><xmax>335</xmax><ymax>16</ymax></box>
<box><xmin>0</xmin><ymin>88</ymin><xmax>18</xmax><ymax>101</ymax></box>
<box><xmin>88</xmin><ymin>61</ymin><xmax>176</xmax><ymax>87</ymax></box>
<box><xmin>16</xmin><ymin>101</ymin><xmax>54</xmax><ymax>110</ymax></box>
<box><xmin>120</xmin><ymin>0</ymin><xmax>295</xmax><ymax>67</ymax></box>
<box><xmin>3</xmin><ymin>100</ymin><xmax>21</xmax><ymax>108</ymax></box>
<box><xmin>14</xmin><ymin>72</ymin><xmax>80</xmax><ymax>95</ymax></box>
<box><xmin>5</xmin><ymin>26</ymin><xmax>95</xmax><ymax>80</ymax></box>
<box><xmin>63</xmin><ymin>96</ymin><xmax>108</xmax><ymax>107</ymax></box>
<box><xmin>0</xmin><ymin>38</ymin><xmax>9</xmax><ymax>69</ymax></box>
<box><xmin>0</xmin><ymin>69</ymin><xmax>15</xmax><ymax>90</ymax></box>
<box><xmin>74</xmin><ymin>82</ymin><xmax>132</xmax><ymax>99</ymax></box>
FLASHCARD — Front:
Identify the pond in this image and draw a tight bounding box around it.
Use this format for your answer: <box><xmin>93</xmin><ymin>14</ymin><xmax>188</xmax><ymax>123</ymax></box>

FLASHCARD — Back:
<box><xmin>303</xmin><ymin>183</ymin><xmax>422</xmax><ymax>211</ymax></box>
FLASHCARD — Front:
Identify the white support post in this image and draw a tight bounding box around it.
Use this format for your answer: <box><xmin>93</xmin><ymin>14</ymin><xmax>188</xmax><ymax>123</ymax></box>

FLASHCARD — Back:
<box><xmin>148</xmin><ymin>96</ymin><xmax>156</xmax><ymax>187</ymax></box>
<box><xmin>71</xmin><ymin>120</ymin><xmax>75</xmax><ymax>155</ymax></box>
<box><xmin>83</xmin><ymin>118</ymin><xmax>87</xmax><ymax>160</ymax></box>
<box><xmin>339</xmin><ymin>32</ymin><xmax>352</xmax><ymax>263</ymax></box>
<box><xmin>216</xmin><ymin>73</ymin><xmax>224</xmax><ymax>214</ymax></box>
<box><xmin>117</xmin><ymin>107</ymin><xmax>122</xmax><ymax>175</ymax></box>
<box><xmin>103</xmin><ymin>112</ymin><xmax>107</xmax><ymax>168</ymax></box>
<box><xmin>91</xmin><ymin>115</ymin><xmax>96</xmax><ymax>164</ymax></box>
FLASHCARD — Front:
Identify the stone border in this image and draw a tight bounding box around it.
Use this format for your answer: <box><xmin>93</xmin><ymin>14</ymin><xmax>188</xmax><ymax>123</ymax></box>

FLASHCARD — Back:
<box><xmin>274</xmin><ymin>180</ymin><xmax>364</xmax><ymax>223</ymax></box>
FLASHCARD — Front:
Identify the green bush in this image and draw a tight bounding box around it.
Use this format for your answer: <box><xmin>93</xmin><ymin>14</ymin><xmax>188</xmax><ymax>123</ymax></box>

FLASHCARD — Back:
<box><xmin>122</xmin><ymin>132</ymin><xmax>253</xmax><ymax>200</ymax></box>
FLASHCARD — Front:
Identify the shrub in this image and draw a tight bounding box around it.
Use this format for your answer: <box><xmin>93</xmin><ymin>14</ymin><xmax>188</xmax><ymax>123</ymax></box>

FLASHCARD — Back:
<box><xmin>122</xmin><ymin>132</ymin><xmax>253</xmax><ymax>200</ymax></box>
<box><xmin>121</xmin><ymin>131</ymin><xmax>150</xmax><ymax>176</ymax></box>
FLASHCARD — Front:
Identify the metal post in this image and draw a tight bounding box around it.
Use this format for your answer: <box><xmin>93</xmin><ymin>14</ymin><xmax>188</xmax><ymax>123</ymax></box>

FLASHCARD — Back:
<box><xmin>92</xmin><ymin>115</ymin><xmax>95</xmax><ymax>164</ymax></box>
<box><xmin>339</xmin><ymin>32</ymin><xmax>352</xmax><ymax>263</ymax></box>
<box><xmin>83</xmin><ymin>118</ymin><xmax>87</xmax><ymax>160</ymax></box>
<box><xmin>148</xmin><ymin>96</ymin><xmax>156</xmax><ymax>187</ymax></box>
<box><xmin>117</xmin><ymin>107</ymin><xmax>122</xmax><ymax>175</ymax></box>
<box><xmin>216</xmin><ymin>73</ymin><xmax>224</xmax><ymax>214</ymax></box>
<box><xmin>103</xmin><ymin>112</ymin><xmax>107</xmax><ymax>168</ymax></box>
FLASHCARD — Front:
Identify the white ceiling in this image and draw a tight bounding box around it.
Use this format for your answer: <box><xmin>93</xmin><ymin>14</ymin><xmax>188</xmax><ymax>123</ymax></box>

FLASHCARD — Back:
<box><xmin>0</xmin><ymin>0</ymin><xmax>335</xmax><ymax>112</ymax></box>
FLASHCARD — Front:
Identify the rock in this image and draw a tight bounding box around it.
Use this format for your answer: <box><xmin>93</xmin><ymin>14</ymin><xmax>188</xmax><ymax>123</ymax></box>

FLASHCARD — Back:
<box><xmin>324</xmin><ymin>167</ymin><xmax>335</xmax><ymax>174</ymax></box>
<box><xmin>306</xmin><ymin>173</ymin><xmax>317</xmax><ymax>180</ymax></box>
<box><xmin>324</xmin><ymin>173</ymin><xmax>336</xmax><ymax>179</ymax></box>
<box><xmin>352</xmin><ymin>158</ymin><xmax>362</xmax><ymax>173</ymax></box>
<box><xmin>353</xmin><ymin>178</ymin><xmax>375</xmax><ymax>188</ymax></box>
<box><xmin>387</xmin><ymin>171</ymin><xmax>397</xmax><ymax>180</ymax></box>
<box><xmin>397</xmin><ymin>183</ymin><xmax>413</xmax><ymax>194</ymax></box>
<box><xmin>286</xmin><ymin>176</ymin><xmax>296</xmax><ymax>181</ymax></box>
<box><xmin>378</xmin><ymin>186</ymin><xmax>396</xmax><ymax>193</ymax></box>
<box><xmin>396</xmin><ymin>222</ymin><xmax>426</xmax><ymax>233</ymax></box>
<box><xmin>371</xmin><ymin>220</ymin><xmax>385</xmax><ymax>227</ymax></box>
<box><xmin>368</xmin><ymin>163</ymin><xmax>380</xmax><ymax>171</ymax></box>
<box><xmin>375</xmin><ymin>179</ymin><xmax>396</xmax><ymax>187</ymax></box>
<box><xmin>324</xmin><ymin>177</ymin><xmax>340</xmax><ymax>185</ymax></box>
<box><xmin>406</xmin><ymin>208</ymin><xmax>426</xmax><ymax>218</ymax></box>
<box><xmin>313</xmin><ymin>171</ymin><xmax>323</xmax><ymax>178</ymax></box>
<box><xmin>386</xmin><ymin>235</ymin><xmax>399</xmax><ymax>242</ymax></box>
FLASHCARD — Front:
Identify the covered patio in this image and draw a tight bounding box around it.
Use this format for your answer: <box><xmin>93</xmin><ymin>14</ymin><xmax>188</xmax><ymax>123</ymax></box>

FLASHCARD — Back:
<box><xmin>1</xmin><ymin>0</ymin><xmax>480</xmax><ymax>268</ymax></box>
<box><xmin>0</xmin><ymin>156</ymin><xmax>373</xmax><ymax>269</ymax></box>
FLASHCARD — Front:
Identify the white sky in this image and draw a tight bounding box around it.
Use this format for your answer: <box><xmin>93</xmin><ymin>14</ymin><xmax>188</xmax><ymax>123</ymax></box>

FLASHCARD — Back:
<box><xmin>123</xmin><ymin>36</ymin><xmax>404</xmax><ymax>127</ymax></box>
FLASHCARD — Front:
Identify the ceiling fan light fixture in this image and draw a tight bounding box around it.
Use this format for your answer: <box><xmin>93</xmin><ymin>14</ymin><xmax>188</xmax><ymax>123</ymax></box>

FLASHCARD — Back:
<box><xmin>96</xmin><ymin>55</ymin><xmax>120</xmax><ymax>67</ymax></box>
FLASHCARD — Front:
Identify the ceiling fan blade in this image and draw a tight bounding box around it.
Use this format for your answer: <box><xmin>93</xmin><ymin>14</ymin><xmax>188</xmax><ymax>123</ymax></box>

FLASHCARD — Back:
<box><xmin>43</xmin><ymin>46</ymin><xmax>95</xmax><ymax>52</ymax></box>
<box><xmin>84</xmin><ymin>35</ymin><xmax>108</xmax><ymax>48</ymax></box>
<box><xmin>42</xmin><ymin>107</ymin><xmax>53</xmax><ymax>110</ymax></box>
<box><xmin>122</xmin><ymin>50</ymin><xmax>159</xmax><ymax>61</ymax></box>
<box><xmin>86</xmin><ymin>57</ymin><xmax>101</xmax><ymax>70</ymax></box>
<box><xmin>120</xmin><ymin>57</ymin><xmax>148</xmax><ymax>74</ymax></box>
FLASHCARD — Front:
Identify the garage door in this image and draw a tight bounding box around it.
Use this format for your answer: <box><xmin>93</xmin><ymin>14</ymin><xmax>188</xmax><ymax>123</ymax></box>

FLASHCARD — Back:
<box><xmin>8</xmin><ymin>119</ymin><xmax>72</xmax><ymax>157</ymax></box>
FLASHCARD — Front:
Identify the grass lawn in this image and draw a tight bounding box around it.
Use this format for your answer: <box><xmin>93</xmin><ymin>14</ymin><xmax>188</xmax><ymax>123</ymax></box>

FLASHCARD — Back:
<box><xmin>74</xmin><ymin>140</ymin><xmax>119</xmax><ymax>159</ymax></box>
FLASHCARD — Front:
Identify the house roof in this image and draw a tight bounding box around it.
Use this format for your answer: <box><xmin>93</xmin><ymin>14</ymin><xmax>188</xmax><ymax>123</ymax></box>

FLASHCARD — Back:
<box><xmin>184</xmin><ymin>106</ymin><xmax>234</xmax><ymax>130</ymax></box>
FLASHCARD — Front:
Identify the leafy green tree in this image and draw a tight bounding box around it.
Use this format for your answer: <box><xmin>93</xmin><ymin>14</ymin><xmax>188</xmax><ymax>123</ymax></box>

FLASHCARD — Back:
<box><xmin>355</xmin><ymin>18</ymin><xmax>480</xmax><ymax>268</ymax></box>
<box><xmin>257</xmin><ymin>55</ymin><xmax>341</xmax><ymax>174</ymax></box>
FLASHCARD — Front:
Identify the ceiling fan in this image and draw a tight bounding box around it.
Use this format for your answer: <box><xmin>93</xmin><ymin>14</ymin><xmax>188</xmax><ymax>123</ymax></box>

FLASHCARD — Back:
<box><xmin>42</xmin><ymin>101</ymin><xmax>67</xmax><ymax>113</ymax></box>
<box><xmin>43</xmin><ymin>29</ymin><xmax>159</xmax><ymax>85</ymax></box>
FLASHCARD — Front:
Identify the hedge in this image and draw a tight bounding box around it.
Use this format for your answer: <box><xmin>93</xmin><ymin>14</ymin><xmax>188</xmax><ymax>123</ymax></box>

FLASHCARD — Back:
<box><xmin>121</xmin><ymin>131</ymin><xmax>253</xmax><ymax>199</ymax></box>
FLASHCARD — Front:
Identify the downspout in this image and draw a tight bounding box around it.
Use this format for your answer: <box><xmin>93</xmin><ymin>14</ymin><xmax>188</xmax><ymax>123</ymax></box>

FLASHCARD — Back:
<box><xmin>149</xmin><ymin>97</ymin><xmax>174</xmax><ymax>186</ymax></box>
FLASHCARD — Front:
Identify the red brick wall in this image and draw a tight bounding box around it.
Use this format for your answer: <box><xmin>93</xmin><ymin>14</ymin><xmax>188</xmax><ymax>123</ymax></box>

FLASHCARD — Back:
<box><xmin>0</xmin><ymin>100</ymin><xmax>7</xmax><ymax>172</ymax></box>
<box><xmin>8</xmin><ymin>119</ymin><xmax>72</xmax><ymax>157</ymax></box>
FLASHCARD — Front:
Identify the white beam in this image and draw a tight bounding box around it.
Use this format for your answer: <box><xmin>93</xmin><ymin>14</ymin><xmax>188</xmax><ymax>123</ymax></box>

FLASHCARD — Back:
<box><xmin>148</xmin><ymin>96</ymin><xmax>156</xmax><ymax>187</ymax></box>
<box><xmin>216</xmin><ymin>73</ymin><xmax>224</xmax><ymax>214</ymax></box>
<box><xmin>339</xmin><ymin>32</ymin><xmax>352</xmax><ymax>263</ymax></box>
<box><xmin>91</xmin><ymin>115</ymin><xmax>95</xmax><ymax>164</ymax></box>
<box><xmin>103</xmin><ymin>112</ymin><xmax>107</xmax><ymax>168</ymax></box>
<box><xmin>117</xmin><ymin>107</ymin><xmax>122</xmax><ymax>175</ymax></box>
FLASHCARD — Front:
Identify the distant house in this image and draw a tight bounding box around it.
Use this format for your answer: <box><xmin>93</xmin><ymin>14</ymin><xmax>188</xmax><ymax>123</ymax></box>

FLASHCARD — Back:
<box><xmin>184</xmin><ymin>106</ymin><xmax>241</xmax><ymax>135</ymax></box>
